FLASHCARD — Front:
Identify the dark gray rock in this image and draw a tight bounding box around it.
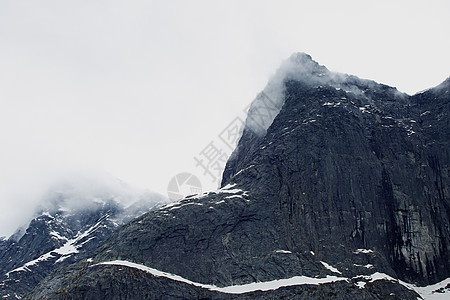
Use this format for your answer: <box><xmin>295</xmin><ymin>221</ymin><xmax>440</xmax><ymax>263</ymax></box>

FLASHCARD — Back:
<box><xmin>28</xmin><ymin>54</ymin><xmax>449</xmax><ymax>299</ymax></box>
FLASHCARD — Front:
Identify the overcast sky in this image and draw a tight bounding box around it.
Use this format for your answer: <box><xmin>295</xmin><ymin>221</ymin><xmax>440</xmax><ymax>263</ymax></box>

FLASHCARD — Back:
<box><xmin>0</xmin><ymin>0</ymin><xmax>449</xmax><ymax>237</ymax></box>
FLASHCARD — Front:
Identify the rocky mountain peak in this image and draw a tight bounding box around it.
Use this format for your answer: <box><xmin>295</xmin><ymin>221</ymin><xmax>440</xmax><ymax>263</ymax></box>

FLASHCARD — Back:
<box><xmin>243</xmin><ymin>53</ymin><xmax>329</xmax><ymax>137</ymax></box>
<box><xmin>285</xmin><ymin>52</ymin><xmax>329</xmax><ymax>77</ymax></box>
<box><xmin>22</xmin><ymin>54</ymin><xmax>450</xmax><ymax>299</ymax></box>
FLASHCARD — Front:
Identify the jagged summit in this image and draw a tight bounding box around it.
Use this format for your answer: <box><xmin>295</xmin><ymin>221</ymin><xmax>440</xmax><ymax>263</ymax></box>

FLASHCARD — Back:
<box><xmin>224</xmin><ymin>53</ymin><xmax>406</xmax><ymax>185</ymax></box>
<box><xmin>244</xmin><ymin>53</ymin><xmax>404</xmax><ymax>138</ymax></box>
<box><xmin>244</xmin><ymin>52</ymin><xmax>329</xmax><ymax>137</ymax></box>
<box><xmin>285</xmin><ymin>52</ymin><xmax>329</xmax><ymax>77</ymax></box>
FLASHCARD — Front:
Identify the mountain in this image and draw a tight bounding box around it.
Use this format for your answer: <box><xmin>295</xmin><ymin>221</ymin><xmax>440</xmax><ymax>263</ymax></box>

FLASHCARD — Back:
<box><xmin>29</xmin><ymin>53</ymin><xmax>449</xmax><ymax>299</ymax></box>
<box><xmin>0</xmin><ymin>178</ymin><xmax>169</xmax><ymax>299</ymax></box>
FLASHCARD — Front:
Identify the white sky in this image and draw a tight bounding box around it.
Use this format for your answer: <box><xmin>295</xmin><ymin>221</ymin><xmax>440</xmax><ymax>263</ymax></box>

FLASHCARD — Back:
<box><xmin>0</xmin><ymin>0</ymin><xmax>449</xmax><ymax>237</ymax></box>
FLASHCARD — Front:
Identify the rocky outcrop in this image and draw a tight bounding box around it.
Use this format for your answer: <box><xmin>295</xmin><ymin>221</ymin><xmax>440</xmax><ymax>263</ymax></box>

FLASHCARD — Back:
<box><xmin>28</xmin><ymin>54</ymin><xmax>449</xmax><ymax>299</ymax></box>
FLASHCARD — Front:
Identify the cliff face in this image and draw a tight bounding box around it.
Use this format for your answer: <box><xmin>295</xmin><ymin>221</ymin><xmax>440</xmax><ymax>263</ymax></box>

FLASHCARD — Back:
<box><xmin>28</xmin><ymin>54</ymin><xmax>449</xmax><ymax>299</ymax></box>
<box><xmin>223</xmin><ymin>65</ymin><xmax>450</xmax><ymax>285</ymax></box>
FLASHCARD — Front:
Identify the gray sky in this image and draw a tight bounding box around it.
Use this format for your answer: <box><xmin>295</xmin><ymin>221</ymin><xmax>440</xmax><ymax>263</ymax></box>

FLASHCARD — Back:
<box><xmin>0</xmin><ymin>0</ymin><xmax>449</xmax><ymax>237</ymax></box>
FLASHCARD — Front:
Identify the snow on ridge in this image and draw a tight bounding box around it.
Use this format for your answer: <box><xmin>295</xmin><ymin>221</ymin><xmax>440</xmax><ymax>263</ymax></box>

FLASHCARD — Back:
<box><xmin>320</xmin><ymin>261</ymin><xmax>342</xmax><ymax>275</ymax></box>
<box><xmin>5</xmin><ymin>217</ymin><xmax>106</xmax><ymax>277</ymax></box>
<box><xmin>353</xmin><ymin>273</ymin><xmax>450</xmax><ymax>299</ymax></box>
<box><xmin>161</xmin><ymin>190</ymin><xmax>214</xmax><ymax>210</ymax></box>
<box><xmin>218</xmin><ymin>275</ymin><xmax>346</xmax><ymax>294</ymax></box>
<box><xmin>217</xmin><ymin>185</ymin><xmax>248</xmax><ymax>196</ymax></box>
<box><xmin>168</xmin><ymin>202</ymin><xmax>203</xmax><ymax>211</ymax></box>
<box><xmin>96</xmin><ymin>260</ymin><xmax>450</xmax><ymax>298</ymax></box>
<box><xmin>161</xmin><ymin>183</ymin><xmax>250</xmax><ymax>211</ymax></box>
<box><xmin>5</xmin><ymin>252</ymin><xmax>54</xmax><ymax>278</ymax></box>
<box><xmin>397</xmin><ymin>276</ymin><xmax>450</xmax><ymax>300</ymax></box>
<box><xmin>96</xmin><ymin>260</ymin><xmax>346</xmax><ymax>294</ymax></box>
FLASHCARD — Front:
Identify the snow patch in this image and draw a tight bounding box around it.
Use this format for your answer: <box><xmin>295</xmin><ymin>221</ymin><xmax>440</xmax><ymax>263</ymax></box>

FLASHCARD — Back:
<box><xmin>41</xmin><ymin>212</ymin><xmax>54</xmax><ymax>219</ymax></box>
<box><xmin>225</xmin><ymin>195</ymin><xmax>243</xmax><ymax>199</ymax></box>
<box><xmin>217</xmin><ymin>186</ymin><xmax>249</xmax><ymax>197</ymax></box>
<box><xmin>354</xmin><ymin>273</ymin><xmax>450</xmax><ymax>299</ymax></box>
<box><xmin>354</xmin><ymin>264</ymin><xmax>374</xmax><ymax>269</ymax></box>
<box><xmin>97</xmin><ymin>260</ymin><xmax>347</xmax><ymax>294</ymax></box>
<box><xmin>274</xmin><ymin>250</ymin><xmax>292</xmax><ymax>254</ymax></box>
<box><xmin>320</xmin><ymin>261</ymin><xmax>342</xmax><ymax>274</ymax></box>
<box><xmin>168</xmin><ymin>202</ymin><xmax>203</xmax><ymax>211</ymax></box>
<box><xmin>54</xmin><ymin>241</ymin><xmax>78</xmax><ymax>256</ymax></box>
<box><xmin>49</xmin><ymin>231</ymin><xmax>68</xmax><ymax>241</ymax></box>
<box><xmin>55</xmin><ymin>255</ymin><xmax>71</xmax><ymax>263</ymax></box>
<box><xmin>353</xmin><ymin>249</ymin><xmax>373</xmax><ymax>254</ymax></box>
<box><xmin>5</xmin><ymin>251</ymin><xmax>54</xmax><ymax>277</ymax></box>
<box><xmin>5</xmin><ymin>217</ymin><xmax>106</xmax><ymax>275</ymax></box>
<box><xmin>218</xmin><ymin>188</ymin><xmax>243</xmax><ymax>194</ymax></box>
<box><xmin>323</xmin><ymin>102</ymin><xmax>341</xmax><ymax>107</ymax></box>
<box><xmin>398</xmin><ymin>277</ymin><xmax>450</xmax><ymax>300</ymax></box>
<box><xmin>221</xmin><ymin>183</ymin><xmax>237</xmax><ymax>190</ymax></box>
<box><xmin>234</xmin><ymin>165</ymin><xmax>255</xmax><ymax>177</ymax></box>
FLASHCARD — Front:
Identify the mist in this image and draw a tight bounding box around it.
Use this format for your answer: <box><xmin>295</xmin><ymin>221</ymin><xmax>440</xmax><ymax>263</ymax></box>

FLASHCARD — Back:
<box><xmin>244</xmin><ymin>53</ymin><xmax>406</xmax><ymax>136</ymax></box>
<box><xmin>0</xmin><ymin>166</ymin><xmax>166</xmax><ymax>238</ymax></box>
<box><xmin>1</xmin><ymin>1</ymin><xmax>449</xmax><ymax>237</ymax></box>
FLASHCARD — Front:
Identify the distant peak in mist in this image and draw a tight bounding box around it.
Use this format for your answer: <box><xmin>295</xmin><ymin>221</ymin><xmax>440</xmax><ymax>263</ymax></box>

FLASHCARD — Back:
<box><xmin>5</xmin><ymin>172</ymin><xmax>168</xmax><ymax>239</ymax></box>
<box><xmin>36</xmin><ymin>175</ymin><xmax>137</xmax><ymax>212</ymax></box>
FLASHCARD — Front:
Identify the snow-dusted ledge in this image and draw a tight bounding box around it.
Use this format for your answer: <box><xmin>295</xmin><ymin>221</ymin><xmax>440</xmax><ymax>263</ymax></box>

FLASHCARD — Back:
<box><xmin>96</xmin><ymin>260</ymin><xmax>450</xmax><ymax>299</ymax></box>
<box><xmin>96</xmin><ymin>260</ymin><xmax>346</xmax><ymax>294</ymax></box>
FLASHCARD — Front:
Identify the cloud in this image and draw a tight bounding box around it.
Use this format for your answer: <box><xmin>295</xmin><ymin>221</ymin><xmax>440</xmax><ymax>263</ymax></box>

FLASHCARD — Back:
<box><xmin>243</xmin><ymin>52</ymin><xmax>413</xmax><ymax>136</ymax></box>
<box><xmin>0</xmin><ymin>167</ymin><xmax>167</xmax><ymax>238</ymax></box>
<box><xmin>0</xmin><ymin>0</ymin><xmax>448</xmax><ymax>236</ymax></box>
<box><xmin>243</xmin><ymin>53</ymin><xmax>346</xmax><ymax>135</ymax></box>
